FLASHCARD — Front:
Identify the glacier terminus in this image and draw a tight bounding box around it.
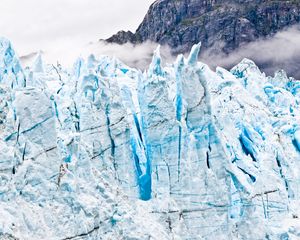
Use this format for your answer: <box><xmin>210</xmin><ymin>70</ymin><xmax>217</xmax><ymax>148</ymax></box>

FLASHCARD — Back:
<box><xmin>0</xmin><ymin>38</ymin><xmax>300</xmax><ymax>239</ymax></box>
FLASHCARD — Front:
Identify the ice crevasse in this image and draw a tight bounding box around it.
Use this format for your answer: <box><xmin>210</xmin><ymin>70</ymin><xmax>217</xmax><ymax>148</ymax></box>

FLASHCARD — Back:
<box><xmin>0</xmin><ymin>38</ymin><xmax>300</xmax><ymax>239</ymax></box>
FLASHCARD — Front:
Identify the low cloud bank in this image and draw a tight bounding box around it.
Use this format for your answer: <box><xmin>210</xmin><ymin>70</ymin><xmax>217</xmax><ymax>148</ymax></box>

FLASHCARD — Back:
<box><xmin>202</xmin><ymin>25</ymin><xmax>300</xmax><ymax>79</ymax></box>
<box><xmin>20</xmin><ymin>40</ymin><xmax>174</xmax><ymax>70</ymax></box>
<box><xmin>20</xmin><ymin>25</ymin><xmax>300</xmax><ymax>79</ymax></box>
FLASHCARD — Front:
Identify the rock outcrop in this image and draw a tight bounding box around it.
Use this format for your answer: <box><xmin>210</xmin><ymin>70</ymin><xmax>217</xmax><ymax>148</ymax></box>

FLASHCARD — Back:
<box><xmin>107</xmin><ymin>0</ymin><xmax>300</xmax><ymax>54</ymax></box>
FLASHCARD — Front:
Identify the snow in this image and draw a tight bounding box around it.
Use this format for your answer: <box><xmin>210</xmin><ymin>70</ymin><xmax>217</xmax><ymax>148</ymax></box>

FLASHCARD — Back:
<box><xmin>0</xmin><ymin>37</ymin><xmax>300</xmax><ymax>239</ymax></box>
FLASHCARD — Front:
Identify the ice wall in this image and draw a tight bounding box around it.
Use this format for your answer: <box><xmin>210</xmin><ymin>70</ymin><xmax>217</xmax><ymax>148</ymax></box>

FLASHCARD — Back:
<box><xmin>1</xmin><ymin>38</ymin><xmax>300</xmax><ymax>239</ymax></box>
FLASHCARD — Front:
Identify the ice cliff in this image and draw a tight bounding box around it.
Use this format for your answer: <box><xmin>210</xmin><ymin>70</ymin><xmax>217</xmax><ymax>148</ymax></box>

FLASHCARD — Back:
<box><xmin>1</xmin><ymin>38</ymin><xmax>300</xmax><ymax>239</ymax></box>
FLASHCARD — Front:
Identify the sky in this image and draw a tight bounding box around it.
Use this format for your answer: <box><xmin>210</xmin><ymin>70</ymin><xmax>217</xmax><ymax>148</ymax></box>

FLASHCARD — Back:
<box><xmin>0</xmin><ymin>0</ymin><xmax>155</xmax><ymax>56</ymax></box>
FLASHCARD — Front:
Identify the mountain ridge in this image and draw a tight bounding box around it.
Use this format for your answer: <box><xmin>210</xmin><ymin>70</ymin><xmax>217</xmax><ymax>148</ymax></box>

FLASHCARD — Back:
<box><xmin>107</xmin><ymin>0</ymin><xmax>300</xmax><ymax>54</ymax></box>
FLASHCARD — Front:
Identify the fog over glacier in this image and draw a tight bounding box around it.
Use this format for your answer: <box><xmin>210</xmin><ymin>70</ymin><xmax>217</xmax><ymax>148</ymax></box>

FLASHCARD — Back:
<box><xmin>18</xmin><ymin>26</ymin><xmax>300</xmax><ymax>80</ymax></box>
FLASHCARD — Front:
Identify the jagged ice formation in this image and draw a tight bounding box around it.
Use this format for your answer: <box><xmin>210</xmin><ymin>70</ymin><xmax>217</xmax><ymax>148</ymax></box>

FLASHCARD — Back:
<box><xmin>1</xmin><ymin>38</ymin><xmax>300</xmax><ymax>239</ymax></box>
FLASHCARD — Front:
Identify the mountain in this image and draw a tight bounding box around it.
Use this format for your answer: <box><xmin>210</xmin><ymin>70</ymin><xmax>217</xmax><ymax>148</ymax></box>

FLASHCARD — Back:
<box><xmin>106</xmin><ymin>0</ymin><xmax>300</xmax><ymax>78</ymax></box>
<box><xmin>107</xmin><ymin>0</ymin><xmax>300</xmax><ymax>53</ymax></box>
<box><xmin>1</xmin><ymin>38</ymin><xmax>300</xmax><ymax>239</ymax></box>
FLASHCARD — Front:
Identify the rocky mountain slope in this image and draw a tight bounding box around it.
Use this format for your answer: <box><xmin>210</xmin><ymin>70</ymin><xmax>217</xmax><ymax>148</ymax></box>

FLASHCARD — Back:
<box><xmin>107</xmin><ymin>0</ymin><xmax>300</xmax><ymax>54</ymax></box>
<box><xmin>1</xmin><ymin>37</ymin><xmax>300</xmax><ymax>239</ymax></box>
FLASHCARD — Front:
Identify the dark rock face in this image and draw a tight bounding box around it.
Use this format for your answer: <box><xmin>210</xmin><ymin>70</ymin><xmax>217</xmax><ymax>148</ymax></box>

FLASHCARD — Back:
<box><xmin>107</xmin><ymin>0</ymin><xmax>300</xmax><ymax>55</ymax></box>
<box><xmin>106</xmin><ymin>30</ymin><xmax>137</xmax><ymax>45</ymax></box>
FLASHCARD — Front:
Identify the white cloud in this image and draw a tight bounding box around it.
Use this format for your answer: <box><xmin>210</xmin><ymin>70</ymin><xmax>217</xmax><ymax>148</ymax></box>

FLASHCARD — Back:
<box><xmin>21</xmin><ymin>40</ymin><xmax>174</xmax><ymax>70</ymax></box>
<box><xmin>201</xmin><ymin>25</ymin><xmax>300</xmax><ymax>78</ymax></box>
<box><xmin>20</xmin><ymin>25</ymin><xmax>300</xmax><ymax>80</ymax></box>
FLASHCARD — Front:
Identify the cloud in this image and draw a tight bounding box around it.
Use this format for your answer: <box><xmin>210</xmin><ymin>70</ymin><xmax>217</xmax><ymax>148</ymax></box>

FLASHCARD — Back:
<box><xmin>85</xmin><ymin>41</ymin><xmax>175</xmax><ymax>70</ymax></box>
<box><xmin>88</xmin><ymin>25</ymin><xmax>300</xmax><ymax>80</ymax></box>
<box><xmin>20</xmin><ymin>40</ymin><xmax>174</xmax><ymax>70</ymax></box>
<box><xmin>201</xmin><ymin>25</ymin><xmax>300</xmax><ymax>79</ymax></box>
<box><xmin>20</xmin><ymin>25</ymin><xmax>300</xmax><ymax>80</ymax></box>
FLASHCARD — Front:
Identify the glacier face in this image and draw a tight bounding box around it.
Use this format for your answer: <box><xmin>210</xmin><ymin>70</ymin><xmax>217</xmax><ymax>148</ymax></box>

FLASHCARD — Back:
<box><xmin>1</xmin><ymin>38</ymin><xmax>300</xmax><ymax>239</ymax></box>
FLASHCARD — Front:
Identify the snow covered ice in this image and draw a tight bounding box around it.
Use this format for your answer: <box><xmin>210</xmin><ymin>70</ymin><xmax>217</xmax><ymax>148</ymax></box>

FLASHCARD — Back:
<box><xmin>1</xmin><ymin>37</ymin><xmax>300</xmax><ymax>239</ymax></box>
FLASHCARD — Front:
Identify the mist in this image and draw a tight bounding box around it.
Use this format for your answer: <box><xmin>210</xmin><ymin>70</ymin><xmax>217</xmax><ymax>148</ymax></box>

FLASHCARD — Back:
<box><xmin>201</xmin><ymin>25</ymin><xmax>300</xmax><ymax>79</ymax></box>
<box><xmin>20</xmin><ymin>25</ymin><xmax>300</xmax><ymax>79</ymax></box>
<box><xmin>20</xmin><ymin>40</ymin><xmax>175</xmax><ymax>70</ymax></box>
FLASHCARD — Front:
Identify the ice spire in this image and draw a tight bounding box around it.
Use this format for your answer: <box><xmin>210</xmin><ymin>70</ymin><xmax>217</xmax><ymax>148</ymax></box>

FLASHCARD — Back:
<box><xmin>73</xmin><ymin>57</ymin><xmax>84</xmax><ymax>79</ymax></box>
<box><xmin>0</xmin><ymin>37</ymin><xmax>25</xmax><ymax>88</ymax></box>
<box><xmin>33</xmin><ymin>51</ymin><xmax>44</xmax><ymax>73</ymax></box>
<box><xmin>148</xmin><ymin>45</ymin><xmax>163</xmax><ymax>77</ymax></box>
<box><xmin>187</xmin><ymin>42</ymin><xmax>201</xmax><ymax>65</ymax></box>
<box><xmin>87</xmin><ymin>54</ymin><xmax>96</xmax><ymax>69</ymax></box>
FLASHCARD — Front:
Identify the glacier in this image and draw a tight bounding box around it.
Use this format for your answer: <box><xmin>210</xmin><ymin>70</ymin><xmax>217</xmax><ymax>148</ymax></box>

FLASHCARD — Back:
<box><xmin>0</xmin><ymin>38</ymin><xmax>300</xmax><ymax>239</ymax></box>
